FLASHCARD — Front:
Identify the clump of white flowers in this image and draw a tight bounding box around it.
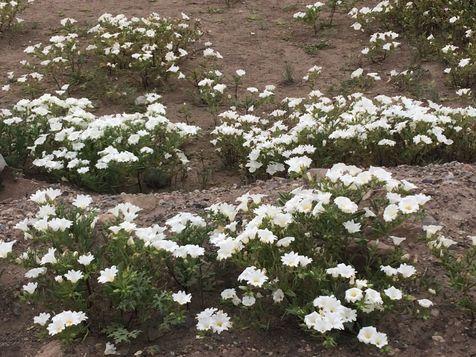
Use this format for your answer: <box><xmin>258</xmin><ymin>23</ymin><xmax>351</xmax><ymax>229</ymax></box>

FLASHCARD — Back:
<box><xmin>0</xmin><ymin>0</ymin><xmax>34</xmax><ymax>33</ymax></box>
<box><xmin>0</xmin><ymin>93</ymin><xmax>199</xmax><ymax>192</ymax></box>
<box><xmin>212</xmin><ymin>89</ymin><xmax>476</xmax><ymax>177</ymax></box>
<box><xmin>361</xmin><ymin>31</ymin><xmax>400</xmax><ymax>62</ymax></box>
<box><xmin>6</xmin><ymin>12</ymin><xmax>201</xmax><ymax>96</ymax></box>
<box><xmin>423</xmin><ymin>225</ymin><xmax>475</xmax><ymax>317</ymax></box>
<box><xmin>293</xmin><ymin>2</ymin><xmax>325</xmax><ymax>35</ymax></box>
<box><xmin>349</xmin><ymin>1</ymin><xmax>476</xmax><ymax>88</ymax></box>
<box><xmin>6</xmin><ymin>163</ymin><xmax>441</xmax><ymax>349</ymax></box>
<box><xmin>13</xmin><ymin>188</ymin><xmax>211</xmax><ymax>343</ymax></box>
<box><xmin>203</xmin><ymin>163</ymin><xmax>432</xmax><ymax>349</ymax></box>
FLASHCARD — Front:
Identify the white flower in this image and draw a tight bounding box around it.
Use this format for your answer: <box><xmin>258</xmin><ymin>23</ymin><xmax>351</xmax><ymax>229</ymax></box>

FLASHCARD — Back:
<box><xmin>47</xmin><ymin>310</ymin><xmax>87</xmax><ymax>336</ymax></box>
<box><xmin>257</xmin><ymin>229</ymin><xmax>277</xmax><ymax>244</ymax></box>
<box><xmin>48</xmin><ymin>218</ymin><xmax>73</xmax><ymax>232</ymax></box>
<box><xmin>468</xmin><ymin>236</ymin><xmax>476</xmax><ymax>246</ymax></box>
<box><xmin>383</xmin><ymin>204</ymin><xmax>399</xmax><ymax>222</ymax></box>
<box><xmin>326</xmin><ymin>263</ymin><xmax>356</xmax><ymax>279</ymax></box>
<box><xmin>397</xmin><ymin>263</ymin><xmax>416</xmax><ymax>278</ymax></box>
<box><xmin>345</xmin><ymin>288</ymin><xmax>363</xmax><ymax>303</ymax></box>
<box><xmin>78</xmin><ymin>253</ymin><xmax>94</xmax><ymax>266</ymax></box>
<box><xmin>384</xmin><ymin>286</ymin><xmax>402</xmax><ymax>300</ymax></box>
<box><xmin>357</xmin><ymin>326</ymin><xmax>377</xmax><ymax>344</ymax></box>
<box><xmin>272</xmin><ymin>289</ymin><xmax>285</xmax><ymax>303</ymax></box>
<box><xmin>196</xmin><ymin>308</ymin><xmax>231</xmax><ymax>334</ymax></box>
<box><xmin>458</xmin><ymin>58</ymin><xmax>470</xmax><ymax>67</ymax></box>
<box><xmin>422</xmin><ymin>225</ymin><xmax>443</xmax><ymax>237</ymax></box>
<box><xmin>351</xmin><ymin>68</ymin><xmax>363</xmax><ymax>78</ymax></box>
<box><xmin>166</xmin><ymin>212</ymin><xmax>206</xmax><ymax>233</ymax></box>
<box><xmin>281</xmin><ymin>251</ymin><xmax>312</xmax><ymax>268</ymax></box>
<box><xmin>98</xmin><ymin>266</ymin><xmax>118</xmax><ymax>284</ymax></box>
<box><xmin>417</xmin><ymin>299</ymin><xmax>433</xmax><ymax>308</ymax></box>
<box><xmin>0</xmin><ymin>240</ymin><xmax>16</xmax><ymax>258</ymax></box>
<box><xmin>276</xmin><ymin>236</ymin><xmax>295</xmax><ymax>247</ymax></box>
<box><xmin>343</xmin><ymin>220</ymin><xmax>361</xmax><ymax>233</ymax></box>
<box><xmin>398</xmin><ymin>196</ymin><xmax>419</xmax><ymax>214</ymax></box>
<box><xmin>30</xmin><ymin>188</ymin><xmax>62</xmax><ymax>204</ymax></box>
<box><xmin>25</xmin><ymin>267</ymin><xmax>47</xmax><ymax>279</ymax></box>
<box><xmin>242</xmin><ymin>295</ymin><xmax>256</xmax><ymax>307</ymax></box>
<box><xmin>357</xmin><ymin>326</ymin><xmax>388</xmax><ymax>348</ymax></box>
<box><xmin>221</xmin><ymin>288</ymin><xmax>238</xmax><ymax>300</ymax></box>
<box><xmin>285</xmin><ymin>156</ymin><xmax>312</xmax><ymax>174</ymax></box>
<box><xmin>40</xmin><ymin>248</ymin><xmax>57</xmax><ymax>265</ymax></box>
<box><xmin>33</xmin><ymin>312</ymin><xmax>51</xmax><ymax>326</ymax></box>
<box><xmin>213</xmin><ymin>83</ymin><xmax>227</xmax><ymax>93</ymax></box>
<box><xmin>364</xmin><ymin>288</ymin><xmax>383</xmax><ymax>305</ymax></box>
<box><xmin>238</xmin><ymin>266</ymin><xmax>268</xmax><ymax>287</ymax></box>
<box><xmin>389</xmin><ymin>236</ymin><xmax>406</xmax><ymax>246</ymax></box>
<box><xmin>64</xmin><ymin>269</ymin><xmax>83</xmax><ymax>283</ymax></box>
<box><xmin>236</xmin><ymin>69</ymin><xmax>246</xmax><ymax>77</ymax></box>
<box><xmin>23</xmin><ymin>282</ymin><xmax>38</xmax><ymax>294</ymax></box>
<box><xmin>334</xmin><ymin>197</ymin><xmax>358</xmax><ymax>214</ymax></box>
<box><xmin>380</xmin><ymin>265</ymin><xmax>398</xmax><ymax>276</ymax></box>
<box><xmin>172</xmin><ymin>291</ymin><xmax>192</xmax><ymax>305</ymax></box>
<box><xmin>72</xmin><ymin>194</ymin><xmax>93</xmax><ymax>209</ymax></box>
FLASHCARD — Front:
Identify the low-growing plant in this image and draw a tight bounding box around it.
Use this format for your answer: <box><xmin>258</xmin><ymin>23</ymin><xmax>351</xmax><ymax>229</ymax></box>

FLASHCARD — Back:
<box><xmin>303</xmin><ymin>40</ymin><xmax>331</xmax><ymax>55</ymax></box>
<box><xmin>0</xmin><ymin>0</ymin><xmax>33</xmax><ymax>33</ymax></box>
<box><xmin>0</xmin><ymin>93</ymin><xmax>200</xmax><ymax>192</ymax></box>
<box><xmin>282</xmin><ymin>61</ymin><xmax>295</xmax><ymax>85</ymax></box>
<box><xmin>12</xmin><ymin>189</ymin><xmax>212</xmax><ymax>345</ymax></box>
<box><xmin>303</xmin><ymin>65</ymin><xmax>322</xmax><ymax>89</ymax></box>
<box><xmin>294</xmin><ymin>1</ymin><xmax>352</xmax><ymax>34</ymax></box>
<box><xmin>293</xmin><ymin>2</ymin><xmax>325</xmax><ymax>35</ymax></box>
<box><xmin>196</xmin><ymin>164</ymin><xmax>434</xmax><ymax>350</ymax></box>
<box><xmin>361</xmin><ymin>31</ymin><xmax>400</xmax><ymax>63</ymax></box>
<box><xmin>349</xmin><ymin>0</ymin><xmax>476</xmax><ymax>87</ymax></box>
<box><xmin>212</xmin><ymin>89</ymin><xmax>476</xmax><ymax>178</ymax></box>
<box><xmin>10</xmin><ymin>13</ymin><xmax>201</xmax><ymax>100</ymax></box>
<box><xmin>423</xmin><ymin>226</ymin><xmax>476</xmax><ymax>320</ymax></box>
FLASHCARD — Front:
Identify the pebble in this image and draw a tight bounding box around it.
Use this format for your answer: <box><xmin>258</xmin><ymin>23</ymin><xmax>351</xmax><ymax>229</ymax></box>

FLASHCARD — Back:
<box><xmin>432</xmin><ymin>335</ymin><xmax>445</xmax><ymax>343</ymax></box>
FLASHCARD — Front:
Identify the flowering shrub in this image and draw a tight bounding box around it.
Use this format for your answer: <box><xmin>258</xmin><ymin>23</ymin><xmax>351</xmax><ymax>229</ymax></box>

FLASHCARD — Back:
<box><xmin>198</xmin><ymin>164</ymin><xmax>432</xmax><ymax>349</ymax></box>
<box><xmin>349</xmin><ymin>0</ymin><xmax>476</xmax><ymax>87</ymax></box>
<box><xmin>212</xmin><ymin>90</ymin><xmax>476</xmax><ymax>177</ymax></box>
<box><xmin>12</xmin><ymin>12</ymin><xmax>200</xmax><ymax>98</ymax></box>
<box><xmin>13</xmin><ymin>189</ymin><xmax>210</xmax><ymax>344</ymax></box>
<box><xmin>0</xmin><ymin>0</ymin><xmax>33</xmax><ymax>33</ymax></box>
<box><xmin>0</xmin><ymin>93</ymin><xmax>199</xmax><ymax>192</ymax></box>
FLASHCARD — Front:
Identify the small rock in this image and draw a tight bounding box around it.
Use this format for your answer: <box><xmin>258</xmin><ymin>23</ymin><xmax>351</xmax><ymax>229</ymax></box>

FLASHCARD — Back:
<box><xmin>432</xmin><ymin>335</ymin><xmax>445</xmax><ymax>343</ymax></box>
